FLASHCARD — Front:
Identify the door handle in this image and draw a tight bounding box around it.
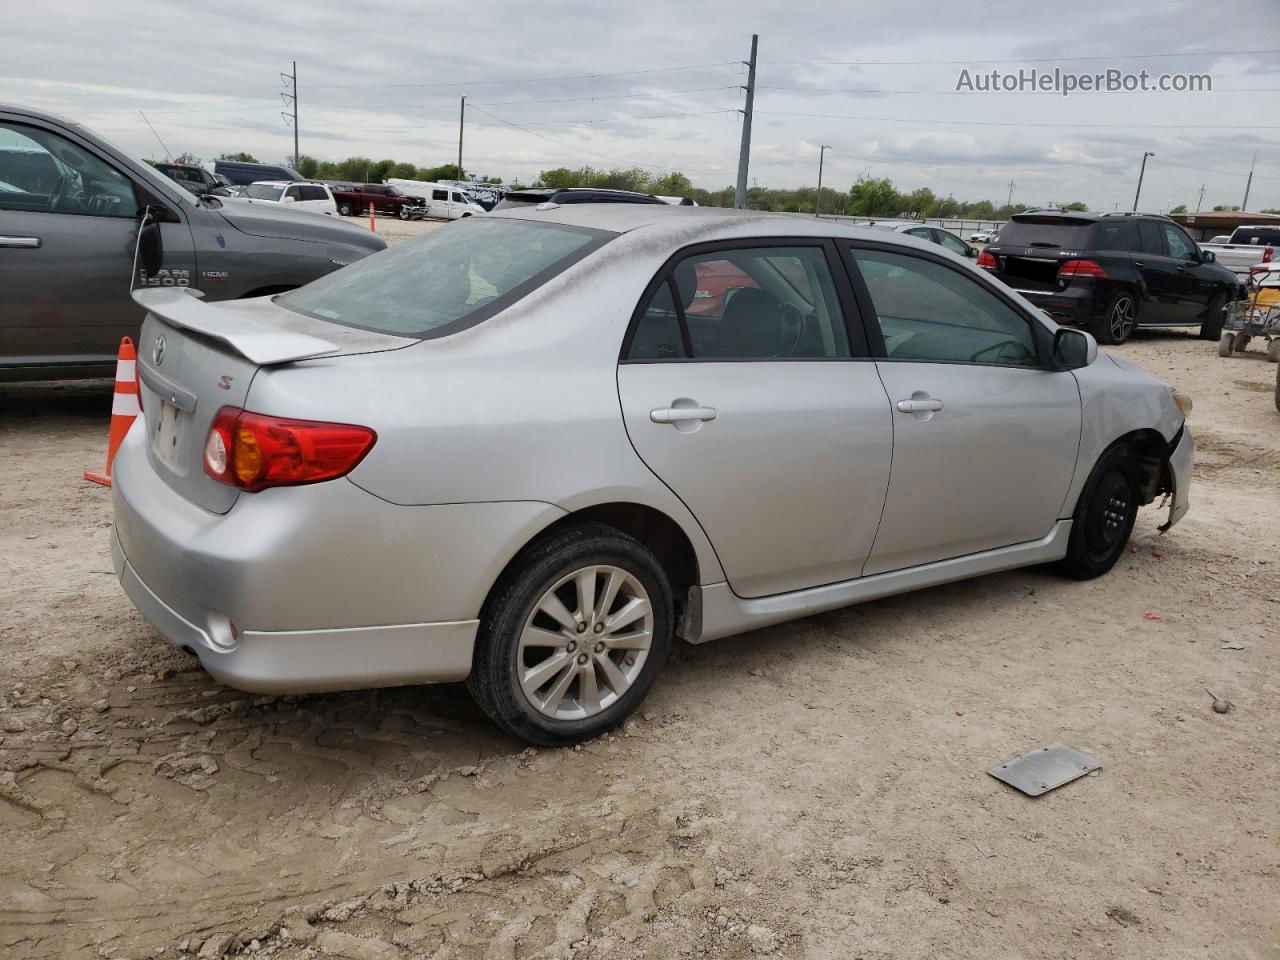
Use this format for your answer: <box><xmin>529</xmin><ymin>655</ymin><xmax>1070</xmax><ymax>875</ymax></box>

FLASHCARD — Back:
<box><xmin>896</xmin><ymin>398</ymin><xmax>944</xmax><ymax>414</ymax></box>
<box><xmin>650</xmin><ymin>405</ymin><xmax>718</xmax><ymax>424</ymax></box>
<box><xmin>0</xmin><ymin>236</ymin><xmax>41</xmax><ymax>249</ymax></box>
<box><xmin>1132</xmin><ymin>261</ymin><xmax>1145</xmax><ymax>269</ymax></box>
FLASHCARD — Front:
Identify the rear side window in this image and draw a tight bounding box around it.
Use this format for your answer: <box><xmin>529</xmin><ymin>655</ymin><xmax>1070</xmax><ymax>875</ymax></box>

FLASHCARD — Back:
<box><xmin>1137</xmin><ymin>220</ymin><xmax>1164</xmax><ymax>254</ymax></box>
<box><xmin>851</xmin><ymin>249</ymin><xmax>1038</xmax><ymax>367</ymax></box>
<box><xmin>1092</xmin><ymin>219</ymin><xmax>1139</xmax><ymax>252</ymax></box>
<box><xmin>627</xmin><ymin>245</ymin><xmax>850</xmax><ymax>361</ymax></box>
<box><xmin>432</xmin><ymin>189</ymin><xmax>448</xmax><ymax>200</ymax></box>
<box><xmin>300</xmin><ymin>185</ymin><xmax>327</xmax><ymax>201</ymax></box>
<box><xmin>996</xmin><ymin>218</ymin><xmax>1092</xmax><ymax>249</ymax></box>
<box><xmin>279</xmin><ymin>218</ymin><xmax>611</xmax><ymax>338</ymax></box>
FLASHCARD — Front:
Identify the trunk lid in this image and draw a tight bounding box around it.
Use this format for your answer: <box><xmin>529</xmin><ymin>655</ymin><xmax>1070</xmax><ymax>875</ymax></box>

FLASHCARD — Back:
<box><xmin>132</xmin><ymin>288</ymin><xmax>412</xmax><ymax>513</ymax></box>
<box><xmin>986</xmin><ymin>216</ymin><xmax>1095</xmax><ymax>292</ymax></box>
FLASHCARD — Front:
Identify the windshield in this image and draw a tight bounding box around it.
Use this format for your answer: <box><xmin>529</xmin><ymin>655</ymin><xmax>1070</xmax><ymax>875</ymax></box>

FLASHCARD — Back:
<box><xmin>279</xmin><ymin>217</ymin><xmax>613</xmax><ymax>338</ymax></box>
<box><xmin>245</xmin><ymin>183</ymin><xmax>285</xmax><ymax>200</ymax></box>
<box><xmin>996</xmin><ymin>218</ymin><xmax>1093</xmax><ymax>249</ymax></box>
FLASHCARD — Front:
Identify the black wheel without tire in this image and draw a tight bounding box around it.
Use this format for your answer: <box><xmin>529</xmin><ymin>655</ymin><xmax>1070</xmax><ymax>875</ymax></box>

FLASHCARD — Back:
<box><xmin>467</xmin><ymin>524</ymin><xmax>673</xmax><ymax>746</ymax></box>
<box><xmin>1093</xmin><ymin>292</ymin><xmax>1138</xmax><ymax>345</ymax></box>
<box><xmin>1058</xmin><ymin>445</ymin><xmax>1140</xmax><ymax>580</ymax></box>
<box><xmin>1199</xmin><ymin>294</ymin><xmax>1227</xmax><ymax>340</ymax></box>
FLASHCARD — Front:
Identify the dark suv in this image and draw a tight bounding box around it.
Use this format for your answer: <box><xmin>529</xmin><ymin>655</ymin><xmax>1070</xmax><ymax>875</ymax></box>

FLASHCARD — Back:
<box><xmin>493</xmin><ymin>187</ymin><xmax>668</xmax><ymax>210</ymax></box>
<box><xmin>978</xmin><ymin>211</ymin><xmax>1238</xmax><ymax>344</ymax></box>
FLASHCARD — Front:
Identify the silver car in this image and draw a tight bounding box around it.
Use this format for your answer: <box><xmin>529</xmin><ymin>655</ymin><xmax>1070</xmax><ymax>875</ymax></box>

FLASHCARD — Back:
<box><xmin>111</xmin><ymin>205</ymin><xmax>1194</xmax><ymax>745</ymax></box>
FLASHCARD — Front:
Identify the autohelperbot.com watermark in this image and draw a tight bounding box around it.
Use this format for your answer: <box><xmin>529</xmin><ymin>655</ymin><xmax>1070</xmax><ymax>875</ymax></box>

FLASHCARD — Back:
<box><xmin>956</xmin><ymin>67</ymin><xmax>1212</xmax><ymax>96</ymax></box>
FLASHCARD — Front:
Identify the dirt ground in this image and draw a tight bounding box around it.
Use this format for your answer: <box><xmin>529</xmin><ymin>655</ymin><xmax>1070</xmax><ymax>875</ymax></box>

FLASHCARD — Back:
<box><xmin>1</xmin><ymin>294</ymin><xmax>1277</xmax><ymax>958</ymax></box>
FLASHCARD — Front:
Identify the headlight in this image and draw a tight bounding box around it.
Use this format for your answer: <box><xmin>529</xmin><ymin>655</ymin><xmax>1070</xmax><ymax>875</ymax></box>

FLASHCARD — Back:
<box><xmin>1171</xmin><ymin>388</ymin><xmax>1193</xmax><ymax>417</ymax></box>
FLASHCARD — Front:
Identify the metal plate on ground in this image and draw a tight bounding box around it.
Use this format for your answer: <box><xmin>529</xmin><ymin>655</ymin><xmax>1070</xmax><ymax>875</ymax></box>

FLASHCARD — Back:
<box><xmin>988</xmin><ymin>742</ymin><xmax>1101</xmax><ymax>797</ymax></box>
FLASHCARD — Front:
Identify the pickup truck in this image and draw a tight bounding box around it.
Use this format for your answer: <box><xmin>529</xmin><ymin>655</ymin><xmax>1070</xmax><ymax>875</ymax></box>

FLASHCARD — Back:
<box><xmin>1199</xmin><ymin>225</ymin><xmax>1279</xmax><ymax>281</ymax></box>
<box><xmin>0</xmin><ymin>103</ymin><xmax>386</xmax><ymax>381</ymax></box>
<box><xmin>332</xmin><ymin>183</ymin><xmax>426</xmax><ymax>219</ymax></box>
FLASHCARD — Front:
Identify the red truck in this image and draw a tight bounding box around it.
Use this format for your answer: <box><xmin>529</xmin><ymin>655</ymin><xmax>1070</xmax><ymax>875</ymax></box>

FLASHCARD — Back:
<box><xmin>331</xmin><ymin>183</ymin><xmax>426</xmax><ymax>220</ymax></box>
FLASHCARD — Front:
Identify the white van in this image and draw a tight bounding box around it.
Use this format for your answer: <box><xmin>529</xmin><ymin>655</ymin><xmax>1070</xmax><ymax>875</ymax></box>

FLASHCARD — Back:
<box><xmin>386</xmin><ymin>179</ymin><xmax>485</xmax><ymax>220</ymax></box>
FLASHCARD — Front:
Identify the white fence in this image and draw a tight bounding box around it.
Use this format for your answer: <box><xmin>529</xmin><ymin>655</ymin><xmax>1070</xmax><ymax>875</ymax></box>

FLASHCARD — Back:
<box><xmin>817</xmin><ymin>214</ymin><xmax>1007</xmax><ymax>236</ymax></box>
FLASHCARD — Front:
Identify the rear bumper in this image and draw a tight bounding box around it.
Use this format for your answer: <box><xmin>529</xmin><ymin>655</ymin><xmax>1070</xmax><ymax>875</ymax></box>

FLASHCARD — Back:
<box><xmin>1007</xmin><ymin>286</ymin><xmax>1098</xmax><ymax>326</ymax></box>
<box><xmin>110</xmin><ymin>420</ymin><xmax>564</xmax><ymax>694</ymax></box>
<box><xmin>112</xmin><ymin>529</ymin><xmax>476</xmax><ymax>693</ymax></box>
<box><xmin>1160</xmin><ymin>424</ymin><xmax>1193</xmax><ymax>532</ymax></box>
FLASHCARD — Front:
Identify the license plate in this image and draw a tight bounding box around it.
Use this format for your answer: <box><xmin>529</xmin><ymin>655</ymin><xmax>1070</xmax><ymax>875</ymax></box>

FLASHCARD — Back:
<box><xmin>152</xmin><ymin>399</ymin><xmax>185</xmax><ymax>470</ymax></box>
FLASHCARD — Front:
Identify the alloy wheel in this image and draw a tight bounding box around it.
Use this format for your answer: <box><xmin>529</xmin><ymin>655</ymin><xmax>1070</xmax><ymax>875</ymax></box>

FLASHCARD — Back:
<box><xmin>1109</xmin><ymin>297</ymin><xmax>1135</xmax><ymax>341</ymax></box>
<box><xmin>516</xmin><ymin>565</ymin><xmax>653</xmax><ymax>721</ymax></box>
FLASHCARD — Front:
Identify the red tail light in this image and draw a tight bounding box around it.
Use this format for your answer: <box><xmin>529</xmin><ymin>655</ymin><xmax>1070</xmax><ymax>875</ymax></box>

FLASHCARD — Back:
<box><xmin>1058</xmin><ymin>259</ymin><xmax>1109</xmax><ymax>280</ymax></box>
<box><xmin>204</xmin><ymin>407</ymin><xmax>376</xmax><ymax>492</ymax></box>
<box><xmin>1263</xmin><ymin>247</ymin><xmax>1274</xmax><ymax>263</ymax></box>
<box><xmin>976</xmin><ymin>250</ymin><xmax>997</xmax><ymax>270</ymax></box>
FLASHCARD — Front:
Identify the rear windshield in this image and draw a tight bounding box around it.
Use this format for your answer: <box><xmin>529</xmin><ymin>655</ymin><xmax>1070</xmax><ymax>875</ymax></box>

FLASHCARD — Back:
<box><xmin>493</xmin><ymin>192</ymin><xmax>549</xmax><ymax>209</ymax></box>
<box><xmin>245</xmin><ymin>183</ymin><xmax>285</xmax><ymax>200</ymax></box>
<box><xmin>1230</xmin><ymin>226</ymin><xmax>1280</xmax><ymax>245</ymax></box>
<box><xmin>278</xmin><ymin>217</ymin><xmax>612</xmax><ymax>338</ymax></box>
<box><xmin>996</xmin><ymin>218</ymin><xmax>1094</xmax><ymax>249</ymax></box>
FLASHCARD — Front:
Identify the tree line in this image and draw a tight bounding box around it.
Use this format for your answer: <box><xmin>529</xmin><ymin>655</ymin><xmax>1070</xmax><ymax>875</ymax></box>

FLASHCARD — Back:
<box><xmin>183</xmin><ymin>152</ymin><xmax>1277</xmax><ymax>216</ymax></box>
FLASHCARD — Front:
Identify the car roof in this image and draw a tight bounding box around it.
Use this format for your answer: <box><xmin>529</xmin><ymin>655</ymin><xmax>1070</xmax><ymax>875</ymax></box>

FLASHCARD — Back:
<box><xmin>485</xmin><ymin>203</ymin><xmax>937</xmax><ymax>248</ymax></box>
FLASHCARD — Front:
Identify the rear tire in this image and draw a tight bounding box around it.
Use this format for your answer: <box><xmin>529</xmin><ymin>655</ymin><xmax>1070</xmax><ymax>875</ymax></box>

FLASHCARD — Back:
<box><xmin>1058</xmin><ymin>445</ymin><xmax>1140</xmax><ymax>580</ymax></box>
<box><xmin>1093</xmin><ymin>292</ymin><xmax>1137</xmax><ymax>345</ymax></box>
<box><xmin>467</xmin><ymin>525</ymin><xmax>673</xmax><ymax>747</ymax></box>
<box><xmin>1199</xmin><ymin>294</ymin><xmax>1227</xmax><ymax>340</ymax></box>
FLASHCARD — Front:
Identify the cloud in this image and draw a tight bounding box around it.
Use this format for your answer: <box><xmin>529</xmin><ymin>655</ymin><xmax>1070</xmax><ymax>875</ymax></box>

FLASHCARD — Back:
<box><xmin>3</xmin><ymin>0</ymin><xmax>1277</xmax><ymax>208</ymax></box>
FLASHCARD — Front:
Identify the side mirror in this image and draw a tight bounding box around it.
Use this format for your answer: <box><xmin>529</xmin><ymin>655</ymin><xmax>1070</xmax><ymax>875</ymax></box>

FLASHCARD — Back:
<box><xmin>1202</xmin><ymin>249</ymin><xmax>1216</xmax><ymax>263</ymax></box>
<box><xmin>1053</xmin><ymin>327</ymin><xmax>1097</xmax><ymax>369</ymax></box>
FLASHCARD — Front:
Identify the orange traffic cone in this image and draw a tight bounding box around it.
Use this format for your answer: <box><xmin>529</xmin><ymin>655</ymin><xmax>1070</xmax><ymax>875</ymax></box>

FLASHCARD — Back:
<box><xmin>368</xmin><ymin>202</ymin><xmax>376</xmax><ymax>232</ymax></box>
<box><xmin>84</xmin><ymin>337</ymin><xmax>140</xmax><ymax>487</ymax></box>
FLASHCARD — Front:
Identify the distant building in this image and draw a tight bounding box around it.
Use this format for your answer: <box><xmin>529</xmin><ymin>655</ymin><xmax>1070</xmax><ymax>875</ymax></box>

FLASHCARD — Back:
<box><xmin>1169</xmin><ymin>210</ymin><xmax>1280</xmax><ymax>241</ymax></box>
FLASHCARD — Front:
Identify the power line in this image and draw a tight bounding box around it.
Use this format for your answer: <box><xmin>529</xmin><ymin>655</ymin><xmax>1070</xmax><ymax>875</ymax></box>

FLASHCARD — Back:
<box><xmin>465</xmin><ymin>104</ymin><xmax>725</xmax><ymax>173</ymax></box>
<box><xmin>756</xmin><ymin>84</ymin><xmax>1280</xmax><ymax>96</ymax></box>
<box><xmin>490</xmin><ymin>109</ymin><xmax>737</xmax><ymax>126</ymax></box>
<box><xmin>754</xmin><ymin>109</ymin><xmax>1280</xmax><ymax>130</ymax></box>
<box><xmin>472</xmin><ymin>85</ymin><xmax>740</xmax><ymax>106</ymax></box>
<box><xmin>761</xmin><ymin>48</ymin><xmax>1280</xmax><ymax>66</ymax></box>
<box><xmin>303</xmin><ymin>61</ymin><xmax>741</xmax><ymax>90</ymax></box>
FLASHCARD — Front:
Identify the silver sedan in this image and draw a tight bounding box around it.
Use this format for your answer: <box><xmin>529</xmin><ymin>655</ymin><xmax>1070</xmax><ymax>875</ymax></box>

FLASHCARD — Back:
<box><xmin>112</xmin><ymin>205</ymin><xmax>1194</xmax><ymax>745</ymax></box>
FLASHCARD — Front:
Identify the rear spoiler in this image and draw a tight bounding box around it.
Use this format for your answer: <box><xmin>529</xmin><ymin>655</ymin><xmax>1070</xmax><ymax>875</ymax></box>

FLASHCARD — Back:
<box><xmin>132</xmin><ymin>288</ymin><xmax>340</xmax><ymax>365</ymax></box>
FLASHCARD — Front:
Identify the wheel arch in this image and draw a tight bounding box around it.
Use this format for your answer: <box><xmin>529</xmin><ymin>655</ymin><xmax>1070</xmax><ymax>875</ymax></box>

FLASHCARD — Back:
<box><xmin>481</xmin><ymin>500</ymin><xmax>709</xmax><ymax>640</ymax></box>
<box><xmin>1083</xmin><ymin>428</ymin><xmax>1172</xmax><ymax>509</ymax></box>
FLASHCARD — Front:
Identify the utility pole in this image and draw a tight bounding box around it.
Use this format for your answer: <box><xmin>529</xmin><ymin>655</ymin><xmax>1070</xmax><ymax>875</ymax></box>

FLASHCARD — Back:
<box><xmin>1196</xmin><ymin>183</ymin><xmax>1205</xmax><ymax>212</ymax></box>
<box><xmin>734</xmin><ymin>34</ymin><xmax>758</xmax><ymax>209</ymax></box>
<box><xmin>1241</xmin><ymin>150</ymin><xmax>1257</xmax><ymax>211</ymax></box>
<box><xmin>281</xmin><ymin>61</ymin><xmax>298</xmax><ymax>168</ymax></box>
<box><xmin>1133</xmin><ymin>151</ymin><xmax>1155</xmax><ymax>211</ymax></box>
<box><xmin>458</xmin><ymin>96</ymin><xmax>466</xmax><ymax>182</ymax></box>
<box><xmin>815</xmin><ymin>145</ymin><xmax>831</xmax><ymax>217</ymax></box>
<box><xmin>1006</xmin><ymin>179</ymin><xmax>1015</xmax><ymax>210</ymax></box>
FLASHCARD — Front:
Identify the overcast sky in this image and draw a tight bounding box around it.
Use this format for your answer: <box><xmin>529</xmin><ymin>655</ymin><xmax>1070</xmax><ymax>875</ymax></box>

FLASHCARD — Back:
<box><xmin>4</xmin><ymin>0</ymin><xmax>1278</xmax><ymax>210</ymax></box>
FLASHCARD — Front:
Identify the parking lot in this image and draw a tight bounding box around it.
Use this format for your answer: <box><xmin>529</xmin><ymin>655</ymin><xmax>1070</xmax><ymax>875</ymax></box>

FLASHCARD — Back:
<box><xmin>1</xmin><ymin>315</ymin><xmax>1276</xmax><ymax>958</ymax></box>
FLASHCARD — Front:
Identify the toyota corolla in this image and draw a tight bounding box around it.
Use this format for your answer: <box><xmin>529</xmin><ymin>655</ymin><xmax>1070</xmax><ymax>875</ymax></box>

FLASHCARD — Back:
<box><xmin>111</xmin><ymin>205</ymin><xmax>1193</xmax><ymax>745</ymax></box>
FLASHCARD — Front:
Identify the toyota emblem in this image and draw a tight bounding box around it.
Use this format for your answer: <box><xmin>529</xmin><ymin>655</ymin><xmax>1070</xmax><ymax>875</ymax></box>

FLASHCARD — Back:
<box><xmin>153</xmin><ymin>334</ymin><xmax>166</xmax><ymax>366</ymax></box>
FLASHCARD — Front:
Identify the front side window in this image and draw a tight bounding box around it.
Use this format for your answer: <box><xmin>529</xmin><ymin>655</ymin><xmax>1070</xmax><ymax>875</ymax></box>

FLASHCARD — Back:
<box><xmin>627</xmin><ymin>245</ymin><xmax>850</xmax><ymax>361</ymax></box>
<box><xmin>0</xmin><ymin>122</ymin><xmax>138</xmax><ymax>217</ymax></box>
<box><xmin>1161</xmin><ymin>223</ymin><xmax>1198</xmax><ymax>260</ymax></box>
<box><xmin>280</xmin><ymin>217</ymin><xmax>610</xmax><ymax>338</ymax></box>
<box><xmin>852</xmin><ymin>249</ymin><xmax>1038</xmax><ymax>367</ymax></box>
<box><xmin>936</xmin><ymin>231</ymin><xmax>969</xmax><ymax>255</ymax></box>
